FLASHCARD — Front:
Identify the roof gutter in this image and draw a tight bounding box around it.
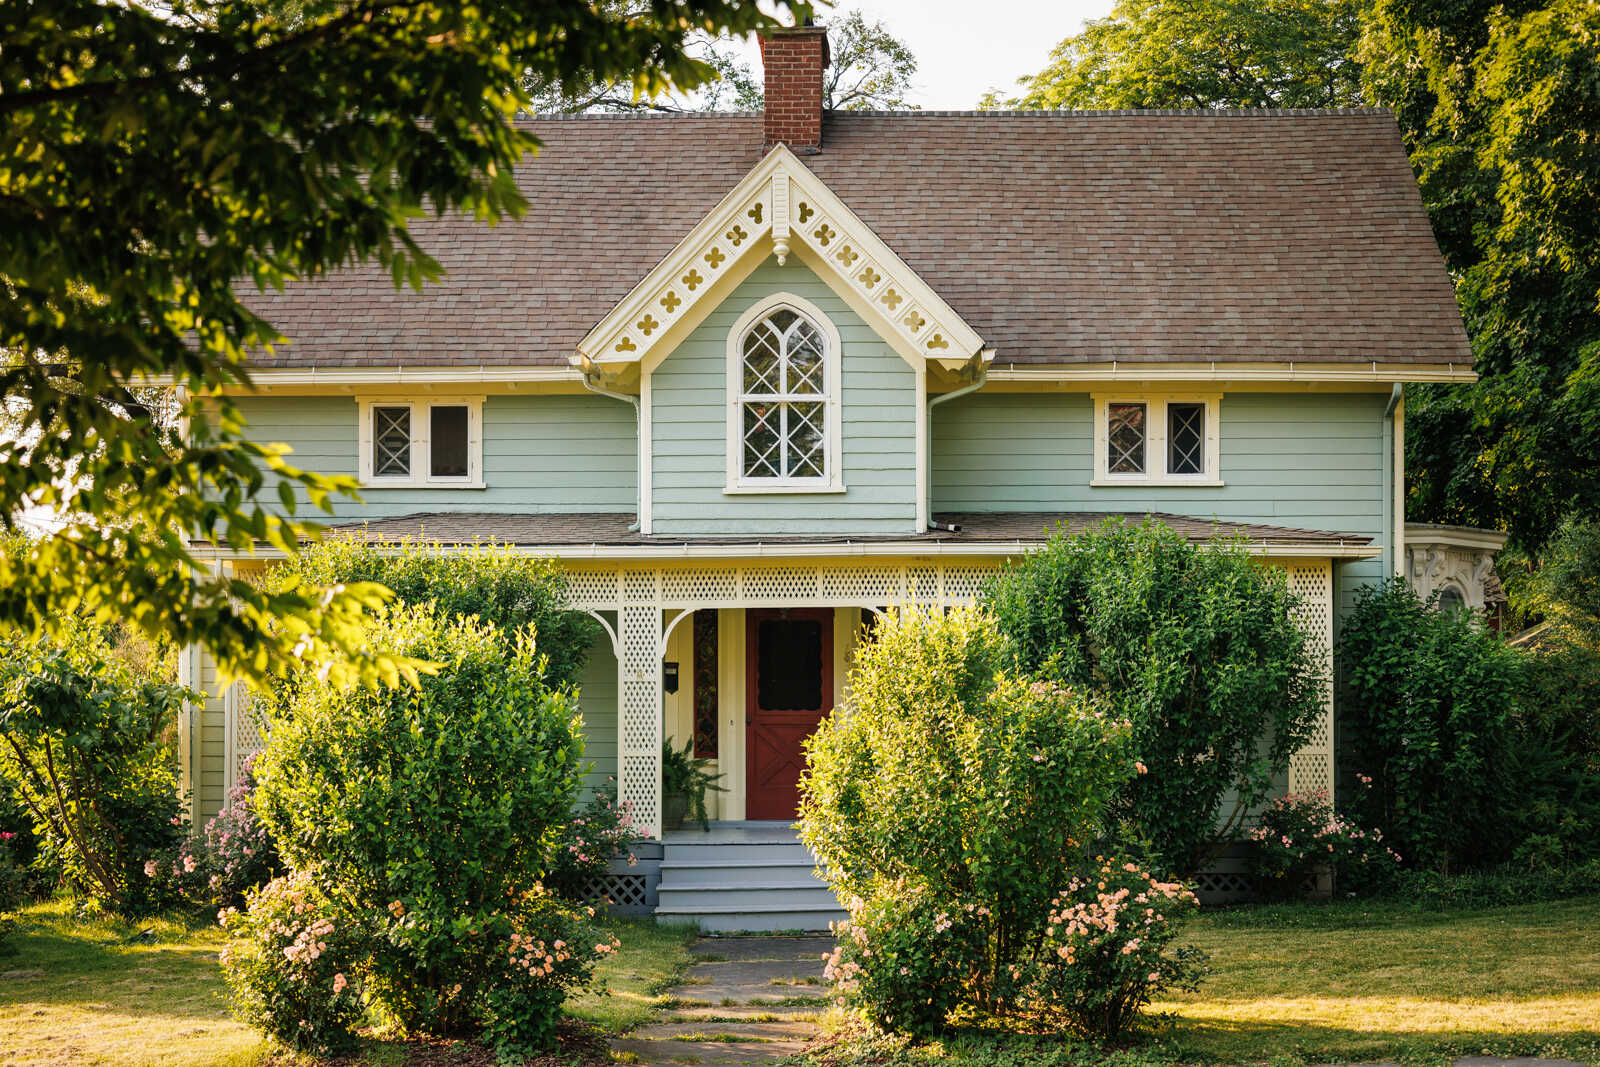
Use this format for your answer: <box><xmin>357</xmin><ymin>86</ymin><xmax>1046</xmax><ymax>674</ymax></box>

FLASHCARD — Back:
<box><xmin>575</xmin><ymin>354</ymin><xmax>643</xmax><ymax>533</ymax></box>
<box><xmin>926</xmin><ymin>348</ymin><xmax>993</xmax><ymax>533</ymax></box>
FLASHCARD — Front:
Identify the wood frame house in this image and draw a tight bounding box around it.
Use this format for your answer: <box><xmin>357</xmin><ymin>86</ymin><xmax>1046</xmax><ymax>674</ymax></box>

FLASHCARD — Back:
<box><xmin>182</xmin><ymin>26</ymin><xmax>1474</xmax><ymax>927</ymax></box>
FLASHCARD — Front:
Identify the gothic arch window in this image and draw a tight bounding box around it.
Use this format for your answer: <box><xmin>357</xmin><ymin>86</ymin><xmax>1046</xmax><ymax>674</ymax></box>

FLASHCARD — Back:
<box><xmin>725</xmin><ymin>294</ymin><xmax>844</xmax><ymax>493</ymax></box>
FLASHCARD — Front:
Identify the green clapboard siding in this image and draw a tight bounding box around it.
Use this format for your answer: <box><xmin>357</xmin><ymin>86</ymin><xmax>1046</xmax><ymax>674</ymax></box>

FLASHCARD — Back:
<box><xmin>932</xmin><ymin>390</ymin><xmax>1393</xmax><ymax>615</ymax></box>
<box><xmin>231</xmin><ymin>392</ymin><xmax>637</xmax><ymax>518</ymax></box>
<box><xmin>575</xmin><ymin>625</ymin><xmax>619</xmax><ymax>797</ymax></box>
<box><xmin>649</xmin><ymin>257</ymin><xmax>919</xmax><ymax>536</ymax></box>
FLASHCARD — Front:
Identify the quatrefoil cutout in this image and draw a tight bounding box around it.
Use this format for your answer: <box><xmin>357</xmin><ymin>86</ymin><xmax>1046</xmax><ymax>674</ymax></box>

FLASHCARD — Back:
<box><xmin>813</xmin><ymin>223</ymin><xmax>836</xmax><ymax>246</ymax></box>
<box><xmin>705</xmin><ymin>247</ymin><xmax>726</xmax><ymax>268</ymax></box>
<box><xmin>726</xmin><ymin>224</ymin><xmax>748</xmax><ymax>246</ymax></box>
<box><xmin>660</xmin><ymin>291</ymin><xmax>682</xmax><ymax>313</ymax></box>
<box><xmin>857</xmin><ymin>267</ymin><xmax>881</xmax><ymax>288</ymax></box>
<box><xmin>903</xmin><ymin>311</ymin><xmax>926</xmax><ymax>332</ymax></box>
<box><xmin>682</xmin><ymin>268</ymin><xmax>704</xmax><ymax>291</ymax></box>
<box><xmin>637</xmin><ymin>314</ymin><xmax>660</xmax><ymax>336</ymax></box>
<box><xmin>836</xmin><ymin>246</ymin><xmax>859</xmax><ymax>267</ymax></box>
<box><xmin>881</xmin><ymin>288</ymin><xmax>904</xmax><ymax>310</ymax></box>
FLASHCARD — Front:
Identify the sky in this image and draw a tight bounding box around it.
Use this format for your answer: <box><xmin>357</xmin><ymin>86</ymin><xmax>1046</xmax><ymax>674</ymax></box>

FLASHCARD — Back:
<box><xmin>731</xmin><ymin>0</ymin><xmax>1118</xmax><ymax>110</ymax></box>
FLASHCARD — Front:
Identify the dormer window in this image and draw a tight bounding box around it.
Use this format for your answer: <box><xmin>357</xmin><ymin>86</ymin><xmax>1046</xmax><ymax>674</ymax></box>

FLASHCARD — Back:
<box><xmin>358</xmin><ymin>397</ymin><xmax>484</xmax><ymax>488</ymax></box>
<box><xmin>725</xmin><ymin>294</ymin><xmax>844</xmax><ymax>494</ymax></box>
<box><xmin>1092</xmin><ymin>394</ymin><xmax>1222</xmax><ymax>487</ymax></box>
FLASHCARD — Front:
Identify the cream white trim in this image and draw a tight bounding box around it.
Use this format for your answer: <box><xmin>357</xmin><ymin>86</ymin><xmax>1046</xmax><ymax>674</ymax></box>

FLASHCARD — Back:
<box><xmin>1091</xmin><ymin>393</ymin><xmax>1223</xmax><ymax>487</ymax></box>
<box><xmin>639</xmin><ymin>374</ymin><xmax>654</xmax><ymax>535</ymax></box>
<box><xmin>198</xmin><ymin>538</ymin><xmax>1382</xmax><ymax>563</ymax></box>
<box><xmin>1394</xmin><ymin>394</ymin><xmax>1406</xmax><ymax>577</ymax></box>
<box><xmin>576</xmin><ymin>145</ymin><xmax>988</xmax><ymax>374</ymax></box>
<box><xmin>356</xmin><ymin>396</ymin><xmax>485</xmax><ymax>489</ymax></box>
<box><xmin>992</xmin><ymin>362</ymin><xmax>1477</xmax><ymax>385</ymax></box>
<box><xmin>723</xmin><ymin>293</ymin><xmax>845</xmax><ymax>494</ymax></box>
<box><xmin>225</xmin><ymin>366</ymin><xmax>582</xmax><ymax>388</ymax></box>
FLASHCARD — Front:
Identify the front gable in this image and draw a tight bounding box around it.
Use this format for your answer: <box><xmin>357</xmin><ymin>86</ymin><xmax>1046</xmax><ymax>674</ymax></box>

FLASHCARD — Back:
<box><xmin>574</xmin><ymin>144</ymin><xmax>990</xmax><ymax>388</ymax></box>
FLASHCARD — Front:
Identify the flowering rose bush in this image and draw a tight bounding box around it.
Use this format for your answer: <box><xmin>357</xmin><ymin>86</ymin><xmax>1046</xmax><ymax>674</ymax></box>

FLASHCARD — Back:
<box><xmin>147</xmin><ymin>753</ymin><xmax>279</xmax><ymax>911</ymax></box>
<box><xmin>218</xmin><ymin>872</ymin><xmax>366</xmax><ymax>1055</ymax></box>
<box><xmin>546</xmin><ymin>780</ymin><xmax>641</xmax><ymax>902</ymax></box>
<box><xmin>478</xmin><ymin>891</ymin><xmax>620</xmax><ymax>1052</ymax></box>
<box><xmin>250</xmin><ymin>606</ymin><xmax>602</xmax><ymax>1051</ymax></box>
<box><xmin>1023</xmin><ymin>856</ymin><xmax>1208</xmax><ymax>1039</ymax></box>
<box><xmin>823</xmin><ymin>885</ymin><xmax>989</xmax><ymax>1036</ymax></box>
<box><xmin>1247</xmin><ymin>787</ymin><xmax>1401</xmax><ymax>898</ymax></box>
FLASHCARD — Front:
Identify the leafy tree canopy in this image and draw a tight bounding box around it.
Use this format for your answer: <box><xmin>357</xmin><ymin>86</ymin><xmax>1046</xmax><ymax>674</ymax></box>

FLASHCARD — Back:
<box><xmin>984</xmin><ymin>0</ymin><xmax>1364</xmax><ymax>110</ymax></box>
<box><xmin>0</xmin><ymin>0</ymin><xmax>804</xmax><ymax>687</ymax></box>
<box><xmin>528</xmin><ymin>8</ymin><xmax>918</xmax><ymax>113</ymax></box>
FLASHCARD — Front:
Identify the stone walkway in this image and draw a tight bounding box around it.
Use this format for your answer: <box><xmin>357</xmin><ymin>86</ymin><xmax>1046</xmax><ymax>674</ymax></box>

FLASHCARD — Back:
<box><xmin>609</xmin><ymin>936</ymin><xmax>833</xmax><ymax>1066</ymax></box>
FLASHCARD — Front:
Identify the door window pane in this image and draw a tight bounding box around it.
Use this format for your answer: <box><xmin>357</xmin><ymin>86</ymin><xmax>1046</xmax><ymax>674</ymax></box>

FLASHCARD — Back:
<box><xmin>756</xmin><ymin>619</ymin><xmax>823</xmax><ymax>711</ymax></box>
<box><xmin>1107</xmin><ymin>403</ymin><xmax>1146</xmax><ymax>474</ymax></box>
<box><xmin>1167</xmin><ymin>402</ymin><xmax>1205</xmax><ymax>476</ymax></box>
<box><xmin>429</xmin><ymin>405</ymin><xmax>470</xmax><ymax>478</ymax></box>
<box><xmin>372</xmin><ymin>406</ymin><xmax>411</xmax><ymax>477</ymax></box>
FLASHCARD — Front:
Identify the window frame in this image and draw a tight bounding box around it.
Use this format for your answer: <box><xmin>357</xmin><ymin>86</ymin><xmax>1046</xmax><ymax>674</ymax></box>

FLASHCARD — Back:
<box><xmin>724</xmin><ymin>292</ymin><xmax>845</xmax><ymax>495</ymax></box>
<box><xmin>1091</xmin><ymin>393</ymin><xmax>1223</xmax><ymax>487</ymax></box>
<box><xmin>357</xmin><ymin>396</ymin><xmax>485</xmax><ymax>489</ymax></box>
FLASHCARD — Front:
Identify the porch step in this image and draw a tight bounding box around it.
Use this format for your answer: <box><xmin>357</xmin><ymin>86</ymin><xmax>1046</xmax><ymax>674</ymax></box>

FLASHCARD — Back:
<box><xmin>655</xmin><ymin>824</ymin><xmax>846</xmax><ymax>932</ymax></box>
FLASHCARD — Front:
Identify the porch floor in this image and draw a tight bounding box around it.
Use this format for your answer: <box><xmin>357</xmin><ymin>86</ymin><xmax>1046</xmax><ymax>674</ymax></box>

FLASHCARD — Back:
<box><xmin>661</xmin><ymin>820</ymin><xmax>803</xmax><ymax>844</ymax></box>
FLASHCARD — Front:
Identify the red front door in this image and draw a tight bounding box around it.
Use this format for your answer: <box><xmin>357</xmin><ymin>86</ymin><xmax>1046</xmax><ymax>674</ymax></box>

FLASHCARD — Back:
<box><xmin>745</xmin><ymin>609</ymin><xmax>834</xmax><ymax>821</ymax></box>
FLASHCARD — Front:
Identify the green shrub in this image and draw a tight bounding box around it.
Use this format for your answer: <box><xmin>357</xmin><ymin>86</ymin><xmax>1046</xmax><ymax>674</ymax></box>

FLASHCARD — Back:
<box><xmin>219</xmin><ymin>872</ymin><xmax>366</xmax><ymax>1055</ymax></box>
<box><xmin>0</xmin><ymin>846</ymin><xmax>25</xmax><ymax>950</ymax></box>
<box><xmin>148</xmin><ymin>753</ymin><xmax>279</xmax><ymax>912</ymax></box>
<box><xmin>266</xmin><ymin>537</ymin><xmax>596</xmax><ymax>690</ymax></box>
<box><xmin>984</xmin><ymin>519</ymin><xmax>1323</xmax><ymax>876</ymax></box>
<box><xmin>1024</xmin><ymin>857</ymin><xmax>1208</xmax><ymax>1040</ymax></box>
<box><xmin>1385</xmin><ymin>859</ymin><xmax>1600</xmax><ymax>908</ymax></box>
<box><xmin>0</xmin><ymin>619</ymin><xmax>188</xmax><ymax>916</ymax></box>
<box><xmin>251</xmin><ymin>605</ymin><xmax>603</xmax><ymax>1049</ymax></box>
<box><xmin>823</xmin><ymin>884</ymin><xmax>989</xmax><ymax>1035</ymax></box>
<box><xmin>1246</xmin><ymin>787</ymin><xmax>1401</xmax><ymax>899</ymax></box>
<box><xmin>545</xmin><ymin>780</ymin><xmax>642</xmax><ymax>901</ymax></box>
<box><xmin>801</xmin><ymin>608</ymin><xmax>1146</xmax><ymax>1032</ymax></box>
<box><xmin>1339</xmin><ymin>577</ymin><xmax>1523</xmax><ymax>872</ymax></box>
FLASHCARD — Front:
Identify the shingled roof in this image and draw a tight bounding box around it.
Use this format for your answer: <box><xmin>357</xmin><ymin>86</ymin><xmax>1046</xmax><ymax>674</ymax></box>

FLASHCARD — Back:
<box><xmin>244</xmin><ymin>109</ymin><xmax>1469</xmax><ymax>370</ymax></box>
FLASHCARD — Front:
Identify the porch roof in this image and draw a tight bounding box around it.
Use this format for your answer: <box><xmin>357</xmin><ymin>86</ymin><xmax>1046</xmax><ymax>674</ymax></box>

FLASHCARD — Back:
<box><xmin>313</xmin><ymin>510</ymin><xmax>1376</xmax><ymax>557</ymax></box>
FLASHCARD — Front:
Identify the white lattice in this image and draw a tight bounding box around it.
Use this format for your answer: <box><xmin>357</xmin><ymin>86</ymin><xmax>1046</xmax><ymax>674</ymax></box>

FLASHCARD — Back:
<box><xmin>818</xmin><ymin>565</ymin><xmax>905</xmax><ymax>602</ymax></box>
<box><xmin>618</xmin><ymin>599</ymin><xmax>663</xmax><ymax>836</ymax></box>
<box><xmin>224</xmin><ymin>684</ymin><xmax>268</xmax><ymax>794</ymax></box>
<box><xmin>662</xmin><ymin>568</ymin><xmax>740</xmax><ymax>601</ymax></box>
<box><xmin>1278</xmin><ymin>560</ymin><xmax>1335</xmax><ymax>796</ymax></box>
<box><xmin>567</xmin><ymin>569</ymin><xmax>620</xmax><ymax>608</ymax></box>
<box><xmin>942</xmin><ymin>566</ymin><xmax>997</xmax><ymax>603</ymax></box>
<box><xmin>743</xmin><ymin>566</ymin><xmax>820</xmax><ymax>602</ymax></box>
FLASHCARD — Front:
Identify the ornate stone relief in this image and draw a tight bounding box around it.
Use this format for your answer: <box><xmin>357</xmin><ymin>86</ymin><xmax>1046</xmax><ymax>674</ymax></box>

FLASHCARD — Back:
<box><xmin>1404</xmin><ymin>530</ymin><xmax>1505</xmax><ymax>613</ymax></box>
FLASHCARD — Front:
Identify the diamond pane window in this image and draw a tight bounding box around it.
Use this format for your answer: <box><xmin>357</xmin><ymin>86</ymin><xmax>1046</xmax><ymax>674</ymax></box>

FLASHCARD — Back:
<box><xmin>372</xmin><ymin>406</ymin><xmax>411</xmax><ymax>477</ymax></box>
<box><xmin>1168</xmin><ymin>402</ymin><xmax>1205</xmax><ymax>476</ymax></box>
<box><xmin>1107</xmin><ymin>403</ymin><xmax>1146</xmax><ymax>475</ymax></box>
<box><xmin>738</xmin><ymin>307</ymin><xmax>830</xmax><ymax>481</ymax></box>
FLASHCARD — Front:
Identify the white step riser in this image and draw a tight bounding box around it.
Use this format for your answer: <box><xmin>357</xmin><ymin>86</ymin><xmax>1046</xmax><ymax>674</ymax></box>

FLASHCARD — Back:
<box><xmin>658</xmin><ymin>885</ymin><xmax>841</xmax><ymax>911</ymax></box>
<box><xmin>660</xmin><ymin>864</ymin><xmax>826</xmax><ymax>889</ymax></box>
<box><xmin>664</xmin><ymin>842</ymin><xmax>816</xmax><ymax>864</ymax></box>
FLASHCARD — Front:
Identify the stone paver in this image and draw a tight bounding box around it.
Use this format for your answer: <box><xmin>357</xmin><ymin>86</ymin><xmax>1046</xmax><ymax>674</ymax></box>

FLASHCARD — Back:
<box><xmin>612</xmin><ymin>935</ymin><xmax>832</xmax><ymax>1066</ymax></box>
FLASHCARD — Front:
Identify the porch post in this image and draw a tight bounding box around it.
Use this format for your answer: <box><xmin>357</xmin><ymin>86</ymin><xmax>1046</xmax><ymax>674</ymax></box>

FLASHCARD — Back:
<box><xmin>1283</xmin><ymin>559</ymin><xmax>1336</xmax><ymax>800</ymax></box>
<box><xmin>618</xmin><ymin>571</ymin><xmax>664</xmax><ymax>838</ymax></box>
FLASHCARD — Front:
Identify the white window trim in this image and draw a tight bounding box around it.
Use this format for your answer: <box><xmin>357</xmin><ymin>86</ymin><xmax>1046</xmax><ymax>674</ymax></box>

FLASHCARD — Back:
<box><xmin>1091</xmin><ymin>393</ymin><xmax>1223</xmax><ymax>487</ymax></box>
<box><xmin>357</xmin><ymin>396</ymin><xmax>486</xmax><ymax>489</ymax></box>
<box><xmin>724</xmin><ymin>292</ymin><xmax>846</xmax><ymax>495</ymax></box>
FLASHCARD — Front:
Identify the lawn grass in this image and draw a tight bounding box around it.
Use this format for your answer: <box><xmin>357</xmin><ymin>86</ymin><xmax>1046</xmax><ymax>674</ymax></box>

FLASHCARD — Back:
<box><xmin>0</xmin><ymin>899</ymin><xmax>697</xmax><ymax>1065</ymax></box>
<box><xmin>804</xmin><ymin>895</ymin><xmax>1600</xmax><ymax>1067</ymax></box>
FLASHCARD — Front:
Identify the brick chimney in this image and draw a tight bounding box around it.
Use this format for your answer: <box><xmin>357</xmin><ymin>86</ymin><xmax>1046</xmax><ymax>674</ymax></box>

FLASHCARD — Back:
<box><xmin>759</xmin><ymin>26</ymin><xmax>830</xmax><ymax>153</ymax></box>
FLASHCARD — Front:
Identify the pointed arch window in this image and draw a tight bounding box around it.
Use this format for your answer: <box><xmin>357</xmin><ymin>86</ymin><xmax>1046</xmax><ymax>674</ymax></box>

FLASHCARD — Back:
<box><xmin>725</xmin><ymin>294</ymin><xmax>844</xmax><ymax>493</ymax></box>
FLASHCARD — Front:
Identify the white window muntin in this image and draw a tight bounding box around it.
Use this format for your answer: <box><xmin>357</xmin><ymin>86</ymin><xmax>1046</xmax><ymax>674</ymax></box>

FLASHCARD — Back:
<box><xmin>1092</xmin><ymin>394</ymin><xmax>1222</xmax><ymax>487</ymax></box>
<box><xmin>725</xmin><ymin>293</ymin><xmax>845</xmax><ymax>494</ymax></box>
<box><xmin>357</xmin><ymin>397</ymin><xmax>484</xmax><ymax>488</ymax></box>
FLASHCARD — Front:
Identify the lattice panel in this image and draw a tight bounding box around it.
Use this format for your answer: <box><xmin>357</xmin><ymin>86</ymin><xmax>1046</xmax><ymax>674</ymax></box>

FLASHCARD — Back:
<box><xmin>942</xmin><ymin>565</ymin><xmax>1000</xmax><ymax>603</ymax></box>
<box><xmin>818</xmin><ymin>566</ymin><xmax>904</xmax><ymax>602</ymax></box>
<box><xmin>573</xmin><ymin>873</ymin><xmax>650</xmax><ymax>910</ymax></box>
<box><xmin>226</xmin><ymin>685</ymin><xmax>268</xmax><ymax>793</ymax></box>
<box><xmin>566</xmin><ymin>569</ymin><xmax>620</xmax><ymax>608</ymax></box>
<box><xmin>1277</xmin><ymin>560</ymin><xmax>1335</xmax><ymax>796</ymax></box>
<box><xmin>909</xmin><ymin>566</ymin><xmax>940</xmax><ymax>602</ymax></box>
<box><xmin>663</xmin><ymin>569</ymin><xmax>740</xmax><ymax>602</ymax></box>
<box><xmin>618</xmin><ymin>600</ymin><xmax>663</xmax><ymax>837</ymax></box>
<box><xmin>743</xmin><ymin>566</ymin><xmax>821</xmax><ymax>602</ymax></box>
